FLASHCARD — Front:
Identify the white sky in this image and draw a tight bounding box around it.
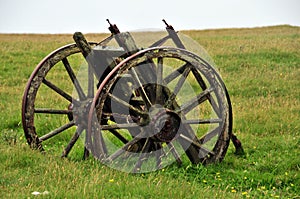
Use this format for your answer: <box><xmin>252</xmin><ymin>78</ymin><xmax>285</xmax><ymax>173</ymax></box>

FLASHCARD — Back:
<box><xmin>0</xmin><ymin>0</ymin><xmax>299</xmax><ymax>33</ymax></box>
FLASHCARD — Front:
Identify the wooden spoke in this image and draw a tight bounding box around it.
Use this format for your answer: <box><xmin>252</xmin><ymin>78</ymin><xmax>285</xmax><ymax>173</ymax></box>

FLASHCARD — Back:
<box><xmin>130</xmin><ymin>67</ymin><xmax>152</xmax><ymax>108</ymax></box>
<box><xmin>156</xmin><ymin>57</ymin><xmax>163</xmax><ymax>85</ymax></box>
<box><xmin>154</xmin><ymin>143</ymin><xmax>164</xmax><ymax>169</ymax></box>
<box><xmin>156</xmin><ymin>56</ymin><xmax>164</xmax><ymax>104</ymax></box>
<box><xmin>109</xmin><ymin>129</ymin><xmax>128</xmax><ymax>144</ymax></box>
<box><xmin>191</xmin><ymin>67</ymin><xmax>221</xmax><ymax>117</ymax></box>
<box><xmin>183</xmin><ymin>118</ymin><xmax>223</xmax><ymax>124</ymax></box>
<box><xmin>39</xmin><ymin>121</ymin><xmax>76</xmax><ymax>142</ymax></box>
<box><xmin>179</xmin><ymin>134</ymin><xmax>215</xmax><ymax>155</ymax></box>
<box><xmin>198</xmin><ymin>126</ymin><xmax>221</xmax><ymax>144</ymax></box>
<box><xmin>165</xmin><ymin>66</ymin><xmax>191</xmax><ymax>108</ymax></box>
<box><xmin>164</xmin><ymin>63</ymin><xmax>189</xmax><ymax>84</ymax></box>
<box><xmin>178</xmin><ymin>87</ymin><xmax>214</xmax><ymax>114</ymax></box>
<box><xmin>168</xmin><ymin>142</ymin><xmax>182</xmax><ymax>165</ymax></box>
<box><xmin>42</xmin><ymin>78</ymin><xmax>78</xmax><ymax>104</ymax></box>
<box><xmin>34</xmin><ymin>108</ymin><xmax>72</xmax><ymax>115</ymax></box>
<box><xmin>106</xmin><ymin>133</ymin><xmax>145</xmax><ymax>162</ymax></box>
<box><xmin>108</xmin><ymin>93</ymin><xmax>148</xmax><ymax>118</ymax></box>
<box><xmin>101</xmin><ymin>123</ymin><xmax>142</xmax><ymax>130</ymax></box>
<box><xmin>190</xmin><ymin>66</ymin><xmax>207</xmax><ymax>90</ymax></box>
<box><xmin>132</xmin><ymin>138</ymin><xmax>152</xmax><ymax>173</ymax></box>
<box><xmin>61</xmin><ymin>125</ymin><xmax>84</xmax><ymax>157</ymax></box>
<box><xmin>62</xmin><ymin>58</ymin><xmax>86</xmax><ymax>100</ymax></box>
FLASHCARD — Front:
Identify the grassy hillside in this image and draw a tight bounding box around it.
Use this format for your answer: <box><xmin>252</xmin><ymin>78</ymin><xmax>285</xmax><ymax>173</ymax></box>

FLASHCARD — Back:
<box><xmin>0</xmin><ymin>25</ymin><xmax>299</xmax><ymax>198</ymax></box>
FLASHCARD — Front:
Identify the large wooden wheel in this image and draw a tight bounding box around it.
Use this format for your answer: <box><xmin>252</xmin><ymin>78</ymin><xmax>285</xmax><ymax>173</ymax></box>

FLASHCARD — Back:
<box><xmin>87</xmin><ymin>47</ymin><xmax>232</xmax><ymax>173</ymax></box>
<box><xmin>22</xmin><ymin>42</ymin><xmax>98</xmax><ymax>158</ymax></box>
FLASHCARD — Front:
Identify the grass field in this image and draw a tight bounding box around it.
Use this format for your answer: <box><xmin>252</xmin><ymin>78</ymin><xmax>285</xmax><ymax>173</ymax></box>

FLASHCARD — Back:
<box><xmin>0</xmin><ymin>25</ymin><xmax>299</xmax><ymax>198</ymax></box>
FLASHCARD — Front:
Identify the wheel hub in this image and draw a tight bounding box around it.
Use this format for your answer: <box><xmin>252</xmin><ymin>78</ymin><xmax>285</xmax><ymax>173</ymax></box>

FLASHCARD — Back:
<box><xmin>70</xmin><ymin>99</ymin><xmax>93</xmax><ymax>126</ymax></box>
<box><xmin>148</xmin><ymin>105</ymin><xmax>181</xmax><ymax>142</ymax></box>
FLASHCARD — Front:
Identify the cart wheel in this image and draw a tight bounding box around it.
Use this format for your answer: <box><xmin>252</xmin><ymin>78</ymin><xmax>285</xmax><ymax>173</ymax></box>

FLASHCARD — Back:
<box><xmin>22</xmin><ymin>42</ymin><xmax>98</xmax><ymax>158</ymax></box>
<box><xmin>88</xmin><ymin>47</ymin><xmax>232</xmax><ymax>173</ymax></box>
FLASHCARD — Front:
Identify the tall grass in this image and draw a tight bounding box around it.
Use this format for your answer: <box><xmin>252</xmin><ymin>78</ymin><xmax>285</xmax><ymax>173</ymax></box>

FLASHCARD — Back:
<box><xmin>1</xmin><ymin>26</ymin><xmax>299</xmax><ymax>198</ymax></box>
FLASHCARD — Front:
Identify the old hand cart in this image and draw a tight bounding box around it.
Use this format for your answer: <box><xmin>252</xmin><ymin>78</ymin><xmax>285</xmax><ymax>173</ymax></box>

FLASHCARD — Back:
<box><xmin>22</xmin><ymin>20</ymin><xmax>243</xmax><ymax>173</ymax></box>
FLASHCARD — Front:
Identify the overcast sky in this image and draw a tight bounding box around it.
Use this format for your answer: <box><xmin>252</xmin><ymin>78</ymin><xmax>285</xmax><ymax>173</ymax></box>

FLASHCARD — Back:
<box><xmin>0</xmin><ymin>0</ymin><xmax>299</xmax><ymax>33</ymax></box>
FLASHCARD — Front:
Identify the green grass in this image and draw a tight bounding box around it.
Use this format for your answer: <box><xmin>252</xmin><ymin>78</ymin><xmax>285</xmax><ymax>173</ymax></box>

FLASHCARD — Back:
<box><xmin>1</xmin><ymin>26</ymin><xmax>300</xmax><ymax>198</ymax></box>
